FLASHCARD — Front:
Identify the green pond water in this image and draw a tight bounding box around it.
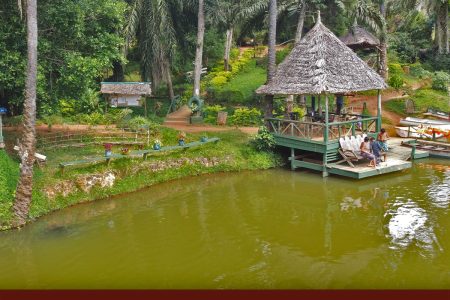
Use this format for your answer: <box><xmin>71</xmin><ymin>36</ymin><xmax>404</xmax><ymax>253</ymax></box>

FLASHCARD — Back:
<box><xmin>0</xmin><ymin>159</ymin><xmax>449</xmax><ymax>289</ymax></box>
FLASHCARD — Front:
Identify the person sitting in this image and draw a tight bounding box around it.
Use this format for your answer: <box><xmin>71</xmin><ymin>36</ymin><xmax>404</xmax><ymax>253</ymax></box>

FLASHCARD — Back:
<box><xmin>370</xmin><ymin>137</ymin><xmax>386</xmax><ymax>165</ymax></box>
<box><xmin>377</xmin><ymin>128</ymin><xmax>389</xmax><ymax>151</ymax></box>
<box><xmin>360</xmin><ymin>136</ymin><xmax>377</xmax><ymax>168</ymax></box>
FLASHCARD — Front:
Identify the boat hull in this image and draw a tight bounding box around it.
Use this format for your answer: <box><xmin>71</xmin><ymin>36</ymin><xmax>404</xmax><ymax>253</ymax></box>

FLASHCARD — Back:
<box><xmin>401</xmin><ymin>139</ymin><xmax>450</xmax><ymax>159</ymax></box>
<box><xmin>395</xmin><ymin>127</ymin><xmax>444</xmax><ymax>139</ymax></box>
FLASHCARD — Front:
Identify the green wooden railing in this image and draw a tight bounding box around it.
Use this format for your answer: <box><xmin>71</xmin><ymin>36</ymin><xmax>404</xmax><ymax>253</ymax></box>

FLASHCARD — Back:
<box><xmin>266</xmin><ymin>116</ymin><xmax>379</xmax><ymax>142</ymax></box>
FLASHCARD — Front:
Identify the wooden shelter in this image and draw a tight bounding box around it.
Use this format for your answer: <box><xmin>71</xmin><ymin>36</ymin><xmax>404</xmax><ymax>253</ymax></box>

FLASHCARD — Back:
<box><xmin>101</xmin><ymin>82</ymin><xmax>152</xmax><ymax>107</ymax></box>
<box><xmin>340</xmin><ymin>25</ymin><xmax>380</xmax><ymax>50</ymax></box>
<box><xmin>256</xmin><ymin>14</ymin><xmax>415</xmax><ymax>179</ymax></box>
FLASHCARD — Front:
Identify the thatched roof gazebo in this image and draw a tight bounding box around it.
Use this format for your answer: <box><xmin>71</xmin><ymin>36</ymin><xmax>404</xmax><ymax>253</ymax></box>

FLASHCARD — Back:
<box><xmin>256</xmin><ymin>13</ymin><xmax>389</xmax><ymax>177</ymax></box>
<box><xmin>256</xmin><ymin>15</ymin><xmax>386</xmax><ymax>96</ymax></box>
<box><xmin>340</xmin><ymin>25</ymin><xmax>380</xmax><ymax>50</ymax></box>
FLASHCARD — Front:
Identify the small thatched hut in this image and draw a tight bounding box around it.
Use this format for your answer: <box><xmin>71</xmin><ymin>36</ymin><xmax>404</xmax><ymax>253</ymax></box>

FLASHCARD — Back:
<box><xmin>256</xmin><ymin>15</ymin><xmax>386</xmax><ymax>96</ymax></box>
<box><xmin>340</xmin><ymin>25</ymin><xmax>380</xmax><ymax>50</ymax></box>
<box><xmin>101</xmin><ymin>82</ymin><xmax>152</xmax><ymax>107</ymax></box>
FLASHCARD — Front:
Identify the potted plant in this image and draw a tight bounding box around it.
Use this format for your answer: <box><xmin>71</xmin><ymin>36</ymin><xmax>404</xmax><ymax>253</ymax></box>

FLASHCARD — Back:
<box><xmin>104</xmin><ymin>143</ymin><xmax>113</xmax><ymax>157</ymax></box>
<box><xmin>121</xmin><ymin>147</ymin><xmax>130</xmax><ymax>155</ymax></box>
<box><xmin>153</xmin><ymin>139</ymin><xmax>162</xmax><ymax>150</ymax></box>
<box><xmin>178</xmin><ymin>131</ymin><xmax>186</xmax><ymax>146</ymax></box>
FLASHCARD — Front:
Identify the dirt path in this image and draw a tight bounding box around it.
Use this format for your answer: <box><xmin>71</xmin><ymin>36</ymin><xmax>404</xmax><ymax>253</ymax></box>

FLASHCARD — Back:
<box><xmin>348</xmin><ymin>80</ymin><xmax>429</xmax><ymax>128</ymax></box>
<box><xmin>163</xmin><ymin>123</ymin><xmax>259</xmax><ymax>135</ymax></box>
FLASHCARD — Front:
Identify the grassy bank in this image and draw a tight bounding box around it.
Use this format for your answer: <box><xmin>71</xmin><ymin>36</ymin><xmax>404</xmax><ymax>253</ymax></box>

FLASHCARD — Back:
<box><xmin>385</xmin><ymin>88</ymin><xmax>449</xmax><ymax>117</ymax></box>
<box><xmin>0</xmin><ymin>128</ymin><xmax>282</xmax><ymax>230</ymax></box>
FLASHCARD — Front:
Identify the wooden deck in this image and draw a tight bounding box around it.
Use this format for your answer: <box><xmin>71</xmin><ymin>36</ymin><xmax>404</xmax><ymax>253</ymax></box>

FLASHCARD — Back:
<box><xmin>326</xmin><ymin>138</ymin><xmax>429</xmax><ymax>179</ymax></box>
<box><xmin>289</xmin><ymin>138</ymin><xmax>429</xmax><ymax>179</ymax></box>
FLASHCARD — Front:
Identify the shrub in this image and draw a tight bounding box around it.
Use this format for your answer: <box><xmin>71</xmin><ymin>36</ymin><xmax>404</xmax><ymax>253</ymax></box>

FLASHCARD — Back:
<box><xmin>210</xmin><ymin>76</ymin><xmax>228</xmax><ymax>88</ymax></box>
<box><xmin>124</xmin><ymin>116</ymin><xmax>160</xmax><ymax>132</ymax></box>
<box><xmin>427</xmin><ymin>54</ymin><xmax>450</xmax><ymax>72</ymax></box>
<box><xmin>203</xmin><ymin>105</ymin><xmax>226</xmax><ymax>124</ymax></box>
<box><xmin>252</xmin><ymin>126</ymin><xmax>276</xmax><ymax>152</ymax></box>
<box><xmin>388</xmin><ymin>63</ymin><xmax>403</xmax><ymax>76</ymax></box>
<box><xmin>229</xmin><ymin>107</ymin><xmax>262</xmax><ymax>126</ymax></box>
<box><xmin>216</xmin><ymin>89</ymin><xmax>245</xmax><ymax>104</ymax></box>
<box><xmin>389</xmin><ymin>74</ymin><xmax>404</xmax><ymax>89</ymax></box>
<box><xmin>3</xmin><ymin>115</ymin><xmax>23</xmax><ymax>127</ymax></box>
<box><xmin>292</xmin><ymin>106</ymin><xmax>306</xmax><ymax>119</ymax></box>
<box><xmin>431</xmin><ymin>71</ymin><xmax>450</xmax><ymax>91</ymax></box>
<box><xmin>410</xmin><ymin>63</ymin><xmax>432</xmax><ymax>79</ymax></box>
<box><xmin>41</xmin><ymin>114</ymin><xmax>65</xmax><ymax>126</ymax></box>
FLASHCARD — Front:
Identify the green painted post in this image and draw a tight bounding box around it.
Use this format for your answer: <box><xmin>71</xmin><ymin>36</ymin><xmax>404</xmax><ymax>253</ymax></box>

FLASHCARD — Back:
<box><xmin>376</xmin><ymin>90</ymin><xmax>382</xmax><ymax>132</ymax></box>
<box><xmin>291</xmin><ymin>148</ymin><xmax>296</xmax><ymax>170</ymax></box>
<box><xmin>322</xmin><ymin>153</ymin><xmax>329</xmax><ymax>177</ymax></box>
<box><xmin>411</xmin><ymin>145</ymin><xmax>416</xmax><ymax>161</ymax></box>
<box><xmin>324</xmin><ymin>94</ymin><xmax>329</xmax><ymax>142</ymax></box>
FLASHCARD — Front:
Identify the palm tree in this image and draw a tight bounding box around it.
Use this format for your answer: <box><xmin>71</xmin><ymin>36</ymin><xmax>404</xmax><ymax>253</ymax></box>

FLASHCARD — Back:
<box><xmin>193</xmin><ymin>0</ymin><xmax>205</xmax><ymax>97</ymax></box>
<box><xmin>13</xmin><ymin>0</ymin><xmax>38</xmax><ymax>227</ymax></box>
<box><xmin>124</xmin><ymin>0</ymin><xmax>177</xmax><ymax>99</ymax></box>
<box><xmin>392</xmin><ymin>0</ymin><xmax>448</xmax><ymax>54</ymax></box>
<box><xmin>209</xmin><ymin>0</ymin><xmax>267</xmax><ymax>71</ymax></box>
<box><xmin>265</xmin><ymin>0</ymin><xmax>277</xmax><ymax>122</ymax></box>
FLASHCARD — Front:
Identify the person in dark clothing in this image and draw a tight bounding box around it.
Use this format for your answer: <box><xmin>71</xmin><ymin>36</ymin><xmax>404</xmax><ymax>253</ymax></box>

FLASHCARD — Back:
<box><xmin>336</xmin><ymin>94</ymin><xmax>344</xmax><ymax>115</ymax></box>
<box><xmin>370</xmin><ymin>137</ymin><xmax>386</xmax><ymax>165</ymax></box>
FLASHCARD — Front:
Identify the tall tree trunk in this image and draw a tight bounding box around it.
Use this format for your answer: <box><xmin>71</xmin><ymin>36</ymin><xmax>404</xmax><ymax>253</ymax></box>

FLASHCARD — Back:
<box><xmin>112</xmin><ymin>61</ymin><xmax>124</xmax><ymax>82</ymax></box>
<box><xmin>295</xmin><ymin>0</ymin><xmax>306</xmax><ymax>43</ymax></box>
<box><xmin>378</xmin><ymin>0</ymin><xmax>388</xmax><ymax>80</ymax></box>
<box><xmin>436</xmin><ymin>1</ymin><xmax>449</xmax><ymax>54</ymax></box>
<box><xmin>265</xmin><ymin>0</ymin><xmax>277</xmax><ymax>122</ymax></box>
<box><xmin>193</xmin><ymin>0</ymin><xmax>205</xmax><ymax>97</ymax></box>
<box><xmin>13</xmin><ymin>0</ymin><xmax>38</xmax><ymax>228</ymax></box>
<box><xmin>164</xmin><ymin>61</ymin><xmax>175</xmax><ymax>100</ymax></box>
<box><xmin>224</xmin><ymin>27</ymin><xmax>234</xmax><ymax>71</ymax></box>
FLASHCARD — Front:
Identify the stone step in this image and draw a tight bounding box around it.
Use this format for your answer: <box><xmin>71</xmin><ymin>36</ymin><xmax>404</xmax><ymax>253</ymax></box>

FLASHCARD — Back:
<box><xmin>163</xmin><ymin>120</ymin><xmax>189</xmax><ymax>126</ymax></box>
<box><xmin>165</xmin><ymin>117</ymin><xmax>190</xmax><ymax>122</ymax></box>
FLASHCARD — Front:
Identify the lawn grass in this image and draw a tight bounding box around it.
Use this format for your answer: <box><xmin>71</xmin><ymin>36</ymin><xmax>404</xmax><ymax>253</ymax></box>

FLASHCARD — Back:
<box><xmin>385</xmin><ymin>88</ymin><xmax>449</xmax><ymax>117</ymax></box>
<box><xmin>0</xmin><ymin>128</ymin><xmax>282</xmax><ymax>229</ymax></box>
<box><xmin>220</xmin><ymin>60</ymin><xmax>267</xmax><ymax>101</ymax></box>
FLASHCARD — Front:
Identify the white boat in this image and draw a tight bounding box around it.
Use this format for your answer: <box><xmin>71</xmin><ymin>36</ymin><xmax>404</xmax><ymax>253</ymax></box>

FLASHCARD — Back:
<box><xmin>399</xmin><ymin>117</ymin><xmax>450</xmax><ymax>127</ymax></box>
<box><xmin>395</xmin><ymin>126</ymin><xmax>445</xmax><ymax>139</ymax></box>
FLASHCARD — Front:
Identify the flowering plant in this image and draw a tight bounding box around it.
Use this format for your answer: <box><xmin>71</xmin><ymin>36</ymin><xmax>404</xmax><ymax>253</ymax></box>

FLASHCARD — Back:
<box><xmin>104</xmin><ymin>143</ymin><xmax>113</xmax><ymax>151</ymax></box>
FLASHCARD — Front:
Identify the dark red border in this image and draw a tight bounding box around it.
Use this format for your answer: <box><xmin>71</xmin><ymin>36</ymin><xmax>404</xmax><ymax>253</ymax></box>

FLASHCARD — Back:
<box><xmin>0</xmin><ymin>290</ymin><xmax>449</xmax><ymax>300</ymax></box>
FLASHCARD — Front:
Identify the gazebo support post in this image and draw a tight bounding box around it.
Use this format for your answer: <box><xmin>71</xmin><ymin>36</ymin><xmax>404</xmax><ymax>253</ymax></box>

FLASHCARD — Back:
<box><xmin>324</xmin><ymin>94</ymin><xmax>329</xmax><ymax>142</ymax></box>
<box><xmin>377</xmin><ymin>89</ymin><xmax>382</xmax><ymax>132</ymax></box>
<box><xmin>322</xmin><ymin>93</ymin><xmax>329</xmax><ymax>177</ymax></box>
<box><xmin>291</xmin><ymin>148</ymin><xmax>296</xmax><ymax>170</ymax></box>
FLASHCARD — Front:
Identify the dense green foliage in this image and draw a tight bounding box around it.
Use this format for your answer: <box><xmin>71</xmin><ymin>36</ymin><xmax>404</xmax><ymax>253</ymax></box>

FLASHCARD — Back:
<box><xmin>1</xmin><ymin>0</ymin><xmax>448</xmax><ymax>120</ymax></box>
<box><xmin>0</xmin><ymin>0</ymin><xmax>126</xmax><ymax>116</ymax></box>
<box><xmin>0</xmin><ymin>151</ymin><xmax>18</xmax><ymax>223</ymax></box>
<box><xmin>252</xmin><ymin>126</ymin><xmax>276</xmax><ymax>151</ymax></box>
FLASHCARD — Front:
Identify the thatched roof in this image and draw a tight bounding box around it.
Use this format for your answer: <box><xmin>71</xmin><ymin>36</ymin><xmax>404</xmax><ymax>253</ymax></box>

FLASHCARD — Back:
<box><xmin>101</xmin><ymin>82</ymin><xmax>152</xmax><ymax>95</ymax></box>
<box><xmin>340</xmin><ymin>25</ymin><xmax>380</xmax><ymax>50</ymax></box>
<box><xmin>256</xmin><ymin>17</ymin><xmax>387</xmax><ymax>95</ymax></box>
